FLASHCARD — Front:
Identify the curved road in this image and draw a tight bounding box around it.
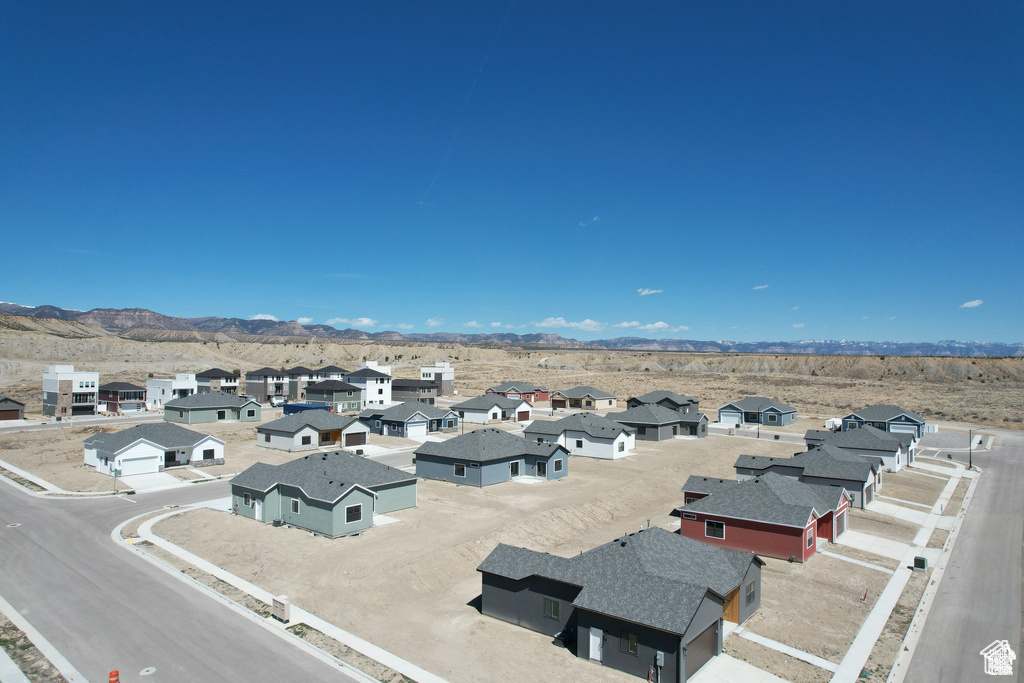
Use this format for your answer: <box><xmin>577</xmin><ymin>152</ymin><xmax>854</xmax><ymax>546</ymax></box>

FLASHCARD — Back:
<box><xmin>0</xmin><ymin>481</ymin><xmax>360</xmax><ymax>682</ymax></box>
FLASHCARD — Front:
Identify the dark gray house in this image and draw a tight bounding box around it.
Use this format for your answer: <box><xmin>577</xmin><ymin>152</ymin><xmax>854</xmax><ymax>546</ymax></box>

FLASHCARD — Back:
<box><xmin>805</xmin><ymin>424</ymin><xmax>914</xmax><ymax>471</ymax></box>
<box><xmin>477</xmin><ymin>527</ymin><xmax>763</xmax><ymax>682</ymax></box>
<box><xmin>608</xmin><ymin>403</ymin><xmax>708</xmax><ymax>440</ymax></box>
<box><xmin>718</xmin><ymin>397</ymin><xmax>796</xmax><ymax>426</ymax></box>
<box><xmin>0</xmin><ymin>396</ymin><xmax>25</xmax><ymax>421</ymax></box>
<box><xmin>735</xmin><ymin>443</ymin><xmax>883</xmax><ymax>508</ymax></box>
<box><xmin>195</xmin><ymin>368</ymin><xmax>239</xmax><ymax>395</ymax></box>
<box><xmin>415</xmin><ymin>428</ymin><xmax>568</xmax><ymax>486</ymax></box>
<box><xmin>360</xmin><ymin>402</ymin><xmax>458</xmax><ymax>438</ymax></box>
<box><xmin>841</xmin><ymin>405</ymin><xmax>927</xmax><ymax>439</ymax></box>
<box><xmin>244</xmin><ymin>367</ymin><xmax>288</xmax><ymax>403</ymax></box>
<box><xmin>304</xmin><ymin>380</ymin><xmax>363</xmax><ymax>413</ymax></box>
<box><xmin>231</xmin><ymin>450</ymin><xmax>417</xmax><ymax>537</ymax></box>
<box><xmin>626</xmin><ymin>391</ymin><xmax>700</xmax><ymax>414</ymax></box>
<box><xmin>391</xmin><ymin>379</ymin><xmax>440</xmax><ymax>405</ymax></box>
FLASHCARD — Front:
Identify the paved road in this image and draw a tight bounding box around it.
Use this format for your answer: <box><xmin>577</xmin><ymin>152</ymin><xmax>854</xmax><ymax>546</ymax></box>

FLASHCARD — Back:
<box><xmin>0</xmin><ymin>481</ymin><xmax>360</xmax><ymax>682</ymax></box>
<box><xmin>0</xmin><ymin>413</ymin><xmax>164</xmax><ymax>434</ymax></box>
<box><xmin>905</xmin><ymin>430</ymin><xmax>1024</xmax><ymax>682</ymax></box>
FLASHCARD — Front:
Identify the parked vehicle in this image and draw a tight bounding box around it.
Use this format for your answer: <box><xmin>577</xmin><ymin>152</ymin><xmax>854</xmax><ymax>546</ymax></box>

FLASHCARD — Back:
<box><xmin>269</xmin><ymin>396</ymin><xmax>286</xmax><ymax>407</ymax></box>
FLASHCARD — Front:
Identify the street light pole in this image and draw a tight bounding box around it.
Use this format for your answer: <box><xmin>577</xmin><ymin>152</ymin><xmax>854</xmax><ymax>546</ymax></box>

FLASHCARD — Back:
<box><xmin>969</xmin><ymin>428</ymin><xmax>973</xmax><ymax>470</ymax></box>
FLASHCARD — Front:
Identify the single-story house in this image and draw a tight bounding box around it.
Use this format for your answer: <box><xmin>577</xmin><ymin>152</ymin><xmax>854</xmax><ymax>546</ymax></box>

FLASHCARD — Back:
<box><xmin>83</xmin><ymin>422</ymin><xmax>225</xmax><ymax>476</ymax></box>
<box><xmin>524</xmin><ymin>412</ymin><xmax>635</xmax><ymax>459</ymax></box>
<box><xmin>677</xmin><ymin>473</ymin><xmax>851</xmax><ymax>562</ymax></box>
<box><xmin>231</xmin><ymin>450</ymin><xmax>417</xmax><ymax>537</ymax></box>
<box><xmin>477</xmin><ymin>527</ymin><xmax>763</xmax><ymax>682</ymax></box>
<box><xmin>608</xmin><ymin>404</ymin><xmax>708</xmax><ymax>441</ymax></box>
<box><xmin>451</xmin><ymin>395</ymin><xmax>533</xmax><ymax>424</ymax></box>
<box><xmin>717</xmin><ymin>397</ymin><xmax>797</xmax><ymax>426</ymax></box>
<box><xmin>360</xmin><ymin>402</ymin><xmax>458</xmax><ymax>438</ymax></box>
<box><xmin>98</xmin><ymin>382</ymin><xmax>148</xmax><ymax>413</ymax></box>
<box><xmin>256</xmin><ymin>411</ymin><xmax>370</xmax><ymax>452</ymax></box>
<box><xmin>626</xmin><ymin>391</ymin><xmax>700</xmax><ymax>414</ymax></box>
<box><xmin>0</xmin><ymin>396</ymin><xmax>25</xmax><ymax>421</ymax></box>
<box><xmin>734</xmin><ymin>443</ymin><xmax>883</xmax><ymax>508</ymax></box>
<box><xmin>391</xmin><ymin>379</ymin><xmax>439</xmax><ymax>405</ymax></box>
<box><xmin>164</xmin><ymin>391</ymin><xmax>262</xmax><ymax>425</ymax></box>
<box><xmin>303</xmin><ymin>380</ymin><xmax>364</xmax><ymax>413</ymax></box>
<box><xmin>414</xmin><ymin>428</ymin><xmax>568</xmax><ymax>486</ymax></box>
<box><xmin>195</xmin><ymin>368</ymin><xmax>239</xmax><ymax>394</ymax></box>
<box><xmin>805</xmin><ymin>424</ymin><xmax>914</xmax><ymax>471</ymax></box>
<box><xmin>485</xmin><ymin>382</ymin><xmax>549</xmax><ymax>403</ymax></box>
<box><xmin>549</xmin><ymin>386</ymin><xmax>617</xmax><ymax>411</ymax></box>
<box><xmin>842</xmin><ymin>405</ymin><xmax>927</xmax><ymax>440</ymax></box>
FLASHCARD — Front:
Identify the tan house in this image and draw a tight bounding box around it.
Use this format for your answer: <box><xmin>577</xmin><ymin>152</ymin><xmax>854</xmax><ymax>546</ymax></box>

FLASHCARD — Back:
<box><xmin>549</xmin><ymin>385</ymin><xmax>617</xmax><ymax>411</ymax></box>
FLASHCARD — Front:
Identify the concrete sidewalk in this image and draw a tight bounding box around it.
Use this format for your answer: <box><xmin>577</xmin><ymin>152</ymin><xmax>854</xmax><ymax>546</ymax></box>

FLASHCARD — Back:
<box><xmin>691</xmin><ymin>653</ymin><xmax>788</xmax><ymax>683</ymax></box>
<box><xmin>865</xmin><ymin>500</ymin><xmax>930</xmax><ymax>526</ymax></box>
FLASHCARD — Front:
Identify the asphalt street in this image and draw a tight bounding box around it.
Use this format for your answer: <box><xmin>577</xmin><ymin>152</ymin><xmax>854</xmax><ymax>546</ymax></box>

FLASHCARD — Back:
<box><xmin>0</xmin><ymin>480</ymin><xmax>361</xmax><ymax>682</ymax></box>
<box><xmin>905</xmin><ymin>430</ymin><xmax>1024</xmax><ymax>682</ymax></box>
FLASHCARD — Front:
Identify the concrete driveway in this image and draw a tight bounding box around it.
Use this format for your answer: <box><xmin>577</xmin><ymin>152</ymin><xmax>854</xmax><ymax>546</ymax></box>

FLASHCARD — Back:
<box><xmin>118</xmin><ymin>472</ymin><xmax>181</xmax><ymax>493</ymax></box>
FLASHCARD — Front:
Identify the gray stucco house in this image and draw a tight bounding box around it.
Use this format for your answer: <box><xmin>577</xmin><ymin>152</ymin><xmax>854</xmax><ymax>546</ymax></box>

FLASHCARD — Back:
<box><xmin>360</xmin><ymin>402</ymin><xmax>458</xmax><ymax>438</ymax></box>
<box><xmin>477</xmin><ymin>527</ymin><xmax>763</xmax><ymax>682</ymax></box>
<box><xmin>805</xmin><ymin>424</ymin><xmax>914</xmax><ymax>471</ymax></box>
<box><xmin>626</xmin><ymin>391</ymin><xmax>700</xmax><ymax>414</ymax></box>
<box><xmin>841</xmin><ymin>405</ymin><xmax>927</xmax><ymax>439</ymax></box>
<box><xmin>718</xmin><ymin>397</ymin><xmax>796</xmax><ymax>426</ymax></box>
<box><xmin>391</xmin><ymin>379</ymin><xmax>440</xmax><ymax>405</ymax></box>
<box><xmin>414</xmin><ymin>428</ymin><xmax>568</xmax><ymax>486</ymax></box>
<box><xmin>608</xmin><ymin>404</ymin><xmax>708</xmax><ymax>440</ymax></box>
<box><xmin>735</xmin><ymin>443</ymin><xmax>883</xmax><ymax>508</ymax></box>
<box><xmin>164</xmin><ymin>391</ymin><xmax>261</xmax><ymax>425</ymax></box>
<box><xmin>303</xmin><ymin>380</ymin><xmax>363</xmax><ymax>413</ymax></box>
<box><xmin>0</xmin><ymin>396</ymin><xmax>25</xmax><ymax>421</ymax></box>
<box><xmin>257</xmin><ymin>411</ymin><xmax>370</xmax><ymax>452</ymax></box>
<box><xmin>231</xmin><ymin>450</ymin><xmax>417</xmax><ymax>537</ymax></box>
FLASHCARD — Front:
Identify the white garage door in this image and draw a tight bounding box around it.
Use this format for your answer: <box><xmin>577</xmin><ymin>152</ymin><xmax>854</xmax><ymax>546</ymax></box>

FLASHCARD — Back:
<box><xmin>118</xmin><ymin>456</ymin><xmax>159</xmax><ymax>476</ymax></box>
<box><xmin>407</xmin><ymin>422</ymin><xmax>428</xmax><ymax>438</ymax></box>
<box><xmin>889</xmin><ymin>425</ymin><xmax>918</xmax><ymax>436</ymax></box>
<box><xmin>719</xmin><ymin>411</ymin><xmax>741</xmax><ymax>425</ymax></box>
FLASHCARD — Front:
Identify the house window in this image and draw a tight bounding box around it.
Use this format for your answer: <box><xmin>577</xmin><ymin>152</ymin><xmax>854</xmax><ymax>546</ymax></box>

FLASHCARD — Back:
<box><xmin>346</xmin><ymin>504</ymin><xmax>362</xmax><ymax>524</ymax></box>
<box><xmin>179</xmin><ymin>411</ymin><xmax>184</xmax><ymax>417</ymax></box>
<box><xmin>375</xmin><ymin>420</ymin><xmax>381</xmax><ymax>428</ymax></box>
<box><xmin>745</xmin><ymin>582</ymin><xmax>756</xmax><ymax>606</ymax></box>
<box><xmin>203</xmin><ymin>449</ymin><xmax>214</xmax><ymax>460</ymax></box>
<box><xmin>543</xmin><ymin>598</ymin><xmax>559</xmax><ymax>620</ymax></box>
<box><xmin>320</xmin><ymin>432</ymin><xmax>330</xmax><ymax>443</ymax></box>
<box><xmin>291</xmin><ymin>499</ymin><xmax>300</xmax><ymax>514</ymax></box>
<box><xmin>247</xmin><ymin>409</ymin><xmax>255</xmax><ymax>417</ymax></box>
<box><xmin>682</xmin><ymin>513</ymin><xmax>697</xmax><ymax>520</ymax></box>
<box><xmin>301</xmin><ymin>435</ymin><xmax>312</xmax><ymax>445</ymax></box>
<box><xmin>575</xmin><ymin>439</ymin><xmax>583</xmax><ymax>449</ymax></box>
<box><xmin>637</xmin><ymin>426</ymin><xmax>646</xmax><ymax>435</ymax></box>
<box><xmin>807</xmin><ymin>529</ymin><xmax>815</xmax><ymax>548</ymax></box>
<box><xmin>685</xmin><ymin>496</ymin><xmax>699</xmax><ymax>504</ymax></box>
<box><xmin>767</xmin><ymin>414</ymin><xmax>777</xmax><ymax>423</ymax></box>
<box><xmin>617</xmin><ymin>441</ymin><xmax>624</xmax><ymax>452</ymax></box>
<box><xmin>243</xmin><ymin>493</ymin><xmax>251</xmax><ymax>507</ymax></box>
<box><xmin>454</xmin><ymin>464</ymin><xmax>466</xmax><ymax>477</ymax></box>
<box><xmin>848</xmin><ymin>422</ymin><xmax>858</xmax><ymax>429</ymax></box>
<box><xmin>264</xmin><ymin>434</ymin><xmax>270</xmax><ymax>443</ymax></box>
<box><xmin>619</xmin><ymin>632</ymin><xmax>638</xmax><ymax>655</ymax></box>
<box><xmin>553</xmin><ymin>459</ymin><xmax>563</xmax><ymax>472</ymax></box>
<box><xmin>378</xmin><ymin>388</ymin><xmax>383</xmax><ymax>395</ymax></box>
<box><xmin>706</xmin><ymin>520</ymin><xmax>725</xmax><ymax>539</ymax></box>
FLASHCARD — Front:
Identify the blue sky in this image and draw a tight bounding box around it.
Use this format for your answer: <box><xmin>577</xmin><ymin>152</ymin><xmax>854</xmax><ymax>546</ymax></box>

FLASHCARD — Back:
<box><xmin>1</xmin><ymin>2</ymin><xmax>1021</xmax><ymax>342</ymax></box>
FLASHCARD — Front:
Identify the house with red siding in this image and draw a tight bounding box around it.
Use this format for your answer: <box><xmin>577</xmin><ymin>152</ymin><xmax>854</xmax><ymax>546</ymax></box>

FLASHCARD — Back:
<box><xmin>485</xmin><ymin>381</ymin><xmax>549</xmax><ymax>403</ymax></box>
<box><xmin>676</xmin><ymin>473</ymin><xmax>851</xmax><ymax>563</ymax></box>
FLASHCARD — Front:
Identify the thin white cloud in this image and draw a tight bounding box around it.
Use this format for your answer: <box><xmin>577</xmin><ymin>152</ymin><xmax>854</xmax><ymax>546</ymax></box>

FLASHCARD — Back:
<box><xmin>394</xmin><ymin>323</ymin><xmax>414</xmax><ymax>330</ymax></box>
<box><xmin>791</xmin><ymin>306</ymin><xmax>799</xmax><ymax>311</ymax></box>
<box><xmin>672</xmin><ymin>325</ymin><xmax>690</xmax><ymax>332</ymax></box>
<box><xmin>490</xmin><ymin>322</ymin><xmax>503</xmax><ymax>328</ymax></box>
<box><xmin>326</xmin><ymin>317</ymin><xmax>378</xmax><ymax>327</ymax></box>
<box><xmin>296</xmin><ymin>317</ymin><xmax>313</xmax><ymax>324</ymax></box>
<box><xmin>753</xmin><ymin>284</ymin><xmax>769</xmax><ymax>290</ymax></box>
<box><xmin>637</xmin><ymin>288</ymin><xmax>663</xmax><ymax>296</ymax></box>
<box><xmin>793</xmin><ymin>323</ymin><xmax>805</xmax><ymax>328</ymax></box>
<box><xmin>578</xmin><ymin>216</ymin><xmax>600</xmax><ymax>227</ymax></box>
<box><xmin>887</xmin><ymin>316</ymin><xmax>897</xmax><ymax>320</ymax></box>
<box><xmin>534</xmin><ymin>317</ymin><xmax>606</xmax><ymax>332</ymax></box>
<box><xmin>862</xmin><ymin>316</ymin><xmax>869</xmax><ymax>320</ymax></box>
<box><xmin>249</xmin><ymin>313</ymin><xmax>278</xmax><ymax>321</ymax></box>
<box><xmin>637</xmin><ymin>321</ymin><xmax>669</xmax><ymax>331</ymax></box>
<box><xmin>464</xmin><ymin>321</ymin><xmax>482</xmax><ymax>328</ymax></box>
<box><xmin>614</xmin><ymin>321</ymin><xmax>640</xmax><ymax>328</ymax></box>
<box><xmin>960</xmin><ymin>299</ymin><xmax>983</xmax><ymax>308</ymax></box>
<box><xmin>425</xmin><ymin>317</ymin><xmax>444</xmax><ymax>327</ymax></box>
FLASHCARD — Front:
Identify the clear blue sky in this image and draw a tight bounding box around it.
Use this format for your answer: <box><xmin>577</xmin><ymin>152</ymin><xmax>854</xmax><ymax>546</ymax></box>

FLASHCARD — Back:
<box><xmin>2</xmin><ymin>2</ymin><xmax>1021</xmax><ymax>342</ymax></box>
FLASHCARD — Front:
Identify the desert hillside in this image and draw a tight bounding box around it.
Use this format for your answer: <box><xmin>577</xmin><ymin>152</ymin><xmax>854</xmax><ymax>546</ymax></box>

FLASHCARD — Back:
<box><xmin>0</xmin><ymin>330</ymin><xmax>1021</xmax><ymax>428</ymax></box>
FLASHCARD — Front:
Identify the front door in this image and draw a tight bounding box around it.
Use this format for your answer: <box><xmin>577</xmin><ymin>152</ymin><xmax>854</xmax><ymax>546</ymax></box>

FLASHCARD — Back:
<box><xmin>509</xmin><ymin>461</ymin><xmax>520</xmax><ymax>478</ymax></box>
<box><xmin>537</xmin><ymin>461</ymin><xmax>547</xmax><ymax>478</ymax></box>
<box><xmin>164</xmin><ymin>451</ymin><xmax>176</xmax><ymax>467</ymax></box>
<box><xmin>589</xmin><ymin>627</ymin><xmax>603</xmax><ymax>661</ymax></box>
<box><xmin>254</xmin><ymin>499</ymin><xmax>262</xmax><ymax>522</ymax></box>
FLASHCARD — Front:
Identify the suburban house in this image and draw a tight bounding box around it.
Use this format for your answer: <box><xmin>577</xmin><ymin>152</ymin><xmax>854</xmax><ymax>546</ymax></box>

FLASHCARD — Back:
<box><xmin>524</xmin><ymin>413</ymin><xmax>636</xmax><ymax>459</ymax></box>
<box><xmin>626</xmin><ymin>391</ymin><xmax>700</xmax><ymax>414</ymax></box>
<box><xmin>805</xmin><ymin>425</ymin><xmax>914</xmax><ymax>471</ymax></box>
<box><xmin>418</xmin><ymin>361</ymin><xmax>454</xmax><ymax>395</ymax></box>
<box><xmin>414</xmin><ymin>428</ymin><xmax>568</xmax><ymax>486</ymax></box>
<box><xmin>83</xmin><ymin>422</ymin><xmax>225</xmax><ymax>476</ymax></box>
<box><xmin>195</xmin><ymin>368</ymin><xmax>239</xmax><ymax>395</ymax></box>
<box><xmin>477</xmin><ymin>527</ymin><xmax>763</xmax><ymax>682</ymax></box>
<box><xmin>304</xmin><ymin>380</ymin><xmax>364</xmax><ymax>413</ymax></box>
<box><xmin>315</xmin><ymin>365</ymin><xmax>350</xmax><ymax>381</ymax></box>
<box><xmin>549</xmin><ymin>386</ymin><xmax>617</xmax><ymax>411</ymax></box>
<box><xmin>230</xmin><ymin>450</ymin><xmax>417</xmax><ymax>537</ymax></box>
<box><xmin>452</xmin><ymin>395</ymin><xmax>533</xmax><ymax>424</ymax></box>
<box><xmin>98</xmin><ymin>382</ymin><xmax>147</xmax><ymax>413</ymax></box>
<box><xmin>285</xmin><ymin>366</ymin><xmax>318</xmax><ymax>401</ymax></box>
<box><xmin>343</xmin><ymin>367</ymin><xmax>392</xmax><ymax>406</ymax></box>
<box><xmin>717</xmin><ymin>397</ymin><xmax>797</xmax><ymax>426</ymax></box>
<box><xmin>360</xmin><ymin>402</ymin><xmax>458</xmax><ymax>438</ymax></box>
<box><xmin>841</xmin><ymin>405</ymin><xmax>927</xmax><ymax>440</ymax></box>
<box><xmin>42</xmin><ymin>365</ymin><xmax>98</xmax><ymax>417</ymax></box>
<box><xmin>146</xmin><ymin>373</ymin><xmax>197</xmax><ymax>409</ymax></box>
<box><xmin>244</xmin><ymin>367</ymin><xmax>288</xmax><ymax>404</ymax></box>
<box><xmin>391</xmin><ymin>379</ymin><xmax>439</xmax><ymax>405</ymax></box>
<box><xmin>734</xmin><ymin>443</ymin><xmax>883</xmax><ymax>508</ymax></box>
<box><xmin>256</xmin><ymin>411</ymin><xmax>370</xmax><ymax>452</ymax></box>
<box><xmin>608</xmin><ymin>404</ymin><xmax>709</xmax><ymax>440</ymax></box>
<box><xmin>164</xmin><ymin>391</ymin><xmax>262</xmax><ymax>425</ymax></box>
<box><xmin>485</xmin><ymin>382</ymin><xmax>549</xmax><ymax>403</ymax></box>
<box><xmin>677</xmin><ymin>473</ymin><xmax>851</xmax><ymax>562</ymax></box>
<box><xmin>0</xmin><ymin>397</ymin><xmax>25</xmax><ymax>421</ymax></box>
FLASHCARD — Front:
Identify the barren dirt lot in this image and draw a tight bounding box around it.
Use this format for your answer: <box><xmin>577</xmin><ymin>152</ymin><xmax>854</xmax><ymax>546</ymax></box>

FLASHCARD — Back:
<box><xmin>848</xmin><ymin>509</ymin><xmax>920</xmax><ymax>544</ymax></box>
<box><xmin>153</xmin><ymin>435</ymin><xmax>796</xmax><ymax>683</ymax></box>
<box><xmin>877</xmin><ymin>469</ymin><xmax>949</xmax><ymax>507</ymax></box>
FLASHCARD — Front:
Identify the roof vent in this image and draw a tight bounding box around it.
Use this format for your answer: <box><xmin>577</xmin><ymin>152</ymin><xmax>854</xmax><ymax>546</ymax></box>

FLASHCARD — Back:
<box><xmin>620</xmin><ymin>541</ymin><xmax>627</xmax><ymax>547</ymax></box>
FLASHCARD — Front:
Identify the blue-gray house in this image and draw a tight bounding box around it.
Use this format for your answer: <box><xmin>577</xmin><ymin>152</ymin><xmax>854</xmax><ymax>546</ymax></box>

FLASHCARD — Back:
<box><xmin>717</xmin><ymin>397</ymin><xmax>796</xmax><ymax>426</ymax></box>
<box><xmin>841</xmin><ymin>405</ymin><xmax>927</xmax><ymax>440</ymax></box>
<box><xmin>359</xmin><ymin>402</ymin><xmax>458</xmax><ymax>438</ymax></box>
<box><xmin>477</xmin><ymin>527</ymin><xmax>763</xmax><ymax>682</ymax></box>
<box><xmin>414</xmin><ymin>428</ymin><xmax>568</xmax><ymax>486</ymax></box>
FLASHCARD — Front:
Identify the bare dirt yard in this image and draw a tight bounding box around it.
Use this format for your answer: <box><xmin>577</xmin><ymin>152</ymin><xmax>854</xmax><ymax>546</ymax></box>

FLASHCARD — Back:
<box><xmin>878</xmin><ymin>468</ymin><xmax>949</xmax><ymax>508</ymax></box>
<box><xmin>847</xmin><ymin>509</ymin><xmax>920</xmax><ymax>544</ymax></box>
<box><xmin>152</xmin><ymin>435</ymin><xmax>796</xmax><ymax>683</ymax></box>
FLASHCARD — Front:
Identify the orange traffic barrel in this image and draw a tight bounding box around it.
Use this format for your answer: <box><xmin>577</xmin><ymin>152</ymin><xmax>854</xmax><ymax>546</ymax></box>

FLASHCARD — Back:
<box><xmin>109</xmin><ymin>672</ymin><xmax>120</xmax><ymax>683</ymax></box>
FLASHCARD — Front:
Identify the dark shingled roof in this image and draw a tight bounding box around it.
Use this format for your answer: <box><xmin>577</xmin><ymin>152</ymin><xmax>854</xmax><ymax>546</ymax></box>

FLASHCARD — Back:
<box><xmin>415</xmin><ymin>428</ymin><xmax>564</xmax><ymax>463</ymax></box>
<box><xmin>245</xmin><ymin>367</ymin><xmax>283</xmax><ymax>378</ymax></box>
<box><xmin>84</xmin><ymin>422</ymin><xmax>220</xmax><ymax>453</ymax></box>
<box><xmin>523</xmin><ymin>412</ymin><xmax>635</xmax><ymax>439</ymax></box>
<box><xmin>316</xmin><ymin>365</ymin><xmax>349</xmax><ymax>374</ymax></box>
<box><xmin>553</xmin><ymin>385</ymin><xmax>616</xmax><ymax>400</ymax></box>
<box><xmin>196</xmin><ymin>368</ymin><xmax>236</xmax><ymax>379</ymax></box>
<box><xmin>630</xmin><ymin>390</ymin><xmax>698</xmax><ymax>406</ymax></box>
<box><xmin>345</xmin><ymin>368</ymin><xmax>390</xmax><ymax>379</ymax></box>
<box><xmin>392</xmin><ymin>379</ymin><xmax>438</xmax><ymax>389</ymax></box>
<box><xmin>284</xmin><ymin>366</ymin><xmax>317</xmax><ymax>376</ymax></box>
<box><xmin>231</xmin><ymin>450</ymin><xmax>414</xmax><ymax>504</ymax></box>
<box><xmin>810</xmin><ymin>424</ymin><xmax>911</xmax><ymax>452</ymax></box>
<box><xmin>452</xmin><ymin>394</ymin><xmax>529</xmax><ymax>411</ymax></box>
<box><xmin>846</xmin><ymin>404</ymin><xmax>925</xmax><ymax>425</ymax></box>
<box><xmin>680</xmin><ymin>473</ymin><xmax>847</xmax><ymax>528</ymax></box>
<box><xmin>735</xmin><ymin>443</ymin><xmax>880</xmax><ymax>482</ymax></box>
<box><xmin>257</xmin><ymin>411</ymin><xmax>363</xmax><ymax>435</ymax></box>
<box><xmin>165</xmin><ymin>391</ymin><xmax>258</xmax><ymax>410</ymax></box>
<box><xmin>609</xmin><ymin>404</ymin><xmax>707</xmax><ymax>426</ymax></box>
<box><xmin>720</xmin><ymin>396</ymin><xmax>795</xmax><ymax>413</ymax></box>
<box><xmin>486</xmin><ymin>381</ymin><xmax>547</xmax><ymax>394</ymax></box>
<box><xmin>359</xmin><ymin>402</ymin><xmax>455</xmax><ymax>423</ymax></box>
<box><xmin>0</xmin><ymin>396</ymin><xmax>25</xmax><ymax>408</ymax></box>
<box><xmin>477</xmin><ymin>527</ymin><xmax>760</xmax><ymax>636</ymax></box>
<box><xmin>99</xmin><ymin>382</ymin><xmax>145</xmax><ymax>392</ymax></box>
<box><xmin>304</xmin><ymin>380</ymin><xmax>361</xmax><ymax>393</ymax></box>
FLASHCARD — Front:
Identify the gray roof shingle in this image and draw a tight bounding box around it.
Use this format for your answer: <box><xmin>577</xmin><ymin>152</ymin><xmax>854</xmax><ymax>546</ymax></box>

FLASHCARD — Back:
<box><xmin>284</xmin><ymin>366</ymin><xmax>317</xmax><ymax>376</ymax></box>
<box><xmin>523</xmin><ymin>412</ymin><xmax>634</xmax><ymax>439</ymax></box>
<box><xmin>196</xmin><ymin>368</ymin><xmax>236</xmax><ymax>379</ymax></box>
<box><xmin>304</xmin><ymin>380</ymin><xmax>360</xmax><ymax>393</ymax></box>
<box><xmin>415</xmin><ymin>428</ymin><xmax>564</xmax><ymax>463</ymax></box>
<box><xmin>257</xmin><ymin>411</ymin><xmax>363</xmax><ymax>435</ymax></box>
<box><xmin>486</xmin><ymin>381</ymin><xmax>547</xmax><ymax>394</ymax></box>
<box><xmin>735</xmin><ymin>443</ymin><xmax>880</xmax><ymax>482</ymax></box>
<box><xmin>553</xmin><ymin>385</ymin><xmax>616</xmax><ymax>400</ymax></box>
<box><xmin>360</xmin><ymin>402</ymin><xmax>455</xmax><ymax>423</ymax></box>
<box><xmin>680</xmin><ymin>473</ymin><xmax>846</xmax><ymax>528</ymax></box>
<box><xmin>165</xmin><ymin>391</ymin><xmax>258</xmax><ymax>410</ymax></box>
<box><xmin>630</xmin><ymin>391</ymin><xmax>698</xmax><ymax>406</ymax></box>
<box><xmin>810</xmin><ymin>424</ymin><xmax>910</xmax><ymax>452</ymax></box>
<box><xmin>246</xmin><ymin>367</ymin><xmax>283</xmax><ymax>378</ymax></box>
<box><xmin>720</xmin><ymin>396</ymin><xmax>795</xmax><ymax>413</ymax></box>
<box><xmin>846</xmin><ymin>404</ymin><xmax>925</xmax><ymax>425</ymax></box>
<box><xmin>609</xmin><ymin>404</ymin><xmax>707</xmax><ymax>426</ymax></box>
<box><xmin>452</xmin><ymin>395</ymin><xmax>529</xmax><ymax>411</ymax></box>
<box><xmin>84</xmin><ymin>422</ymin><xmax>220</xmax><ymax>453</ymax></box>
<box><xmin>99</xmin><ymin>382</ymin><xmax>145</xmax><ymax>392</ymax></box>
<box><xmin>345</xmin><ymin>368</ymin><xmax>390</xmax><ymax>379</ymax></box>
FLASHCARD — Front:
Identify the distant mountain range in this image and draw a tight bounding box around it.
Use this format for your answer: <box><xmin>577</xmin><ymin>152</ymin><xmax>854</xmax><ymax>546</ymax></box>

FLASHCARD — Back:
<box><xmin>0</xmin><ymin>302</ymin><xmax>1020</xmax><ymax>356</ymax></box>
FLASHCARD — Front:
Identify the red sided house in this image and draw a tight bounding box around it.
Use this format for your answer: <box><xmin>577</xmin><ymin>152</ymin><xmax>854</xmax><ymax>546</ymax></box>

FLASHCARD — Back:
<box><xmin>98</xmin><ymin>382</ymin><xmax>147</xmax><ymax>414</ymax></box>
<box><xmin>485</xmin><ymin>381</ymin><xmax>549</xmax><ymax>403</ymax></box>
<box><xmin>676</xmin><ymin>472</ymin><xmax>851</xmax><ymax>563</ymax></box>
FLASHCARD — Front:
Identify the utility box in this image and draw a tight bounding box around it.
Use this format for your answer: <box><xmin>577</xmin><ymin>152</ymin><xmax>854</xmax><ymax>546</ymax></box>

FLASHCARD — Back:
<box><xmin>913</xmin><ymin>556</ymin><xmax>928</xmax><ymax>572</ymax></box>
<box><xmin>272</xmin><ymin>595</ymin><xmax>291</xmax><ymax>623</ymax></box>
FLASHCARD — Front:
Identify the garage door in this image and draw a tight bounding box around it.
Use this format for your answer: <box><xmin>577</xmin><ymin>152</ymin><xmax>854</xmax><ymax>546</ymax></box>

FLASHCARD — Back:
<box><xmin>552</xmin><ymin>399</ymin><xmax>566</xmax><ymax>409</ymax></box>
<box><xmin>685</xmin><ymin>621</ymin><xmax>718</xmax><ymax>679</ymax></box>
<box><xmin>889</xmin><ymin>425</ymin><xmax>918</xmax><ymax>436</ymax></box>
<box><xmin>407</xmin><ymin>422</ymin><xmax>428</xmax><ymax>438</ymax></box>
<box><xmin>517</xmin><ymin>411</ymin><xmax>530</xmax><ymax>422</ymax></box>
<box><xmin>119</xmin><ymin>456</ymin><xmax>158</xmax><ymax>476</ymax></box>
<box><xmin>719</xmin><ymin>411</ymin><xmax>741</xmax><ymax>425</ymax></box>
<box><xmin>835</xmin><ymin>510</ymin><xmax>847</xmax><ymax>536</ymax></box>
<box><xmin>344</xmin><ymin>431</ymin><xmax>366</xmax><ymax>447</ymax></box>
<box><xmin>0</xmin><ymin>410</ymin><xmax>19</xmax><ymax>421</ymax></box>
<box><xmin>864</xmin><ymin>483</ymin><xmax>873</xmax><ymax>505</ymax></box>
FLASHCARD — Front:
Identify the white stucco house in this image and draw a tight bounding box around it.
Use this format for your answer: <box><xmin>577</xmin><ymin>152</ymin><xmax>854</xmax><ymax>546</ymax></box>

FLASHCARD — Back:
<box><xmin>451</xmin><ymin>395</ymin><xmax>533</xmax><ymax>424</ymax></box>
<box><xmin>523</xmin><ymin>412</ymin><xmax>636</xmax><ymax>459</ymax></box>
<box><xmin>83</xmin><ymin>422</ymin><xmax>225</xmax><ymax>476</ymax></box>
